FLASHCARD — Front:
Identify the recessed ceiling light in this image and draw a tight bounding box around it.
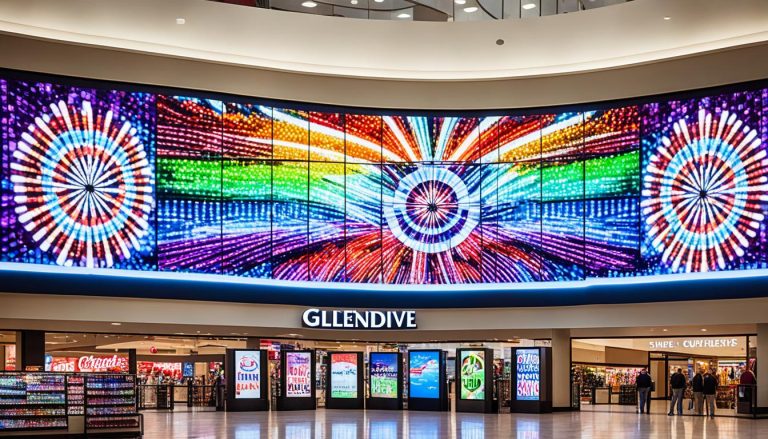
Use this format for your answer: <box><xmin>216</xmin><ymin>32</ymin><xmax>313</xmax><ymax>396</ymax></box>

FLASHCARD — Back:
<box><xmin>495</xmin><ymin>39</ymin><xmax>504</xmax><ymax>45</ymax></box>
<box><xmin>522</xmin><ymin>3</ymin><xmax>537</xmax><ymax>10</ymax></box>
<box><xmin>374</xmin><ymin>0</ymin><xmax>384</xmax><ymax>3</ymax></box>
<box><xmin>662</xmin><ymin>328</ymin><xmax>668</xmax><ymax>332</ymax></box>
<box><xmin>110</xmin><ymin>322</ymin><xmax>121</xmax><ymax>326</ymax></box>
<box><xmin>701</xmin><ymin>328</ymin><xmax>708</xmax><ymax>332</ymax></box>
<box><xmin>301</xmin><ymin>1</ymin><xmax>318</xmax><ymax>7</ymax></box>
<box><xmin>175</xmin><ymin>18</ymin><xmax>186</xmax><ymax>25</ymax></box>
<box><xmin>351</xmin><ymin>0</ymin><xmax>358</xmax><ymax>3</ymax></box>
<box><xmin>663</xmin><ymin>16</ymin><xmax>671</xmax><ymax>20</ymax></box>
<box><xmin>463</xmin><ymin>6</ymin><xmax>478</xmax><ymax>12</ymax></box>
<box><xmin>454</xmin><ymin>0</ymin><xmax>466</xmax><ymax>4</ymax></box>
<box><xmin>397</xmin><ymin>13</ymin><xmax>411</xmax><ymax>18</ymax></box>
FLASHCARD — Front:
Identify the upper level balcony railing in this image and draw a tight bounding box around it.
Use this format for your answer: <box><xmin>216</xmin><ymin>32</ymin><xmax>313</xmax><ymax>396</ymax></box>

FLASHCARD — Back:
<box><xmin>212</xmin><ymin>0</ymin><xmax>631</xmax><ymax>22</ymax></box>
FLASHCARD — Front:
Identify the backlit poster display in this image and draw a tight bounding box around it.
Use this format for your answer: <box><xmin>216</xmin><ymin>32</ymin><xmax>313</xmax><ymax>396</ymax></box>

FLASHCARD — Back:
<box><xmin>234</xmin><ymin>350</ymin><xmax>261</xmax><ymax>399</ymax></box>
<box><xmin>183</xmin><ymin>362</ymin><xmax>194</xmax><ymax>378</ymax></box>
<box><xmin>330</xmin><ymin>353</ymin><xmax>358</xmax><ymax>398</ymax></box>
<box><xmin>516</xmin><ymin>348</ymin><xmax>540</xmax><ymax>401</ymax></box>
<box><xmin>370</xmin><ymin>353</ymin><xmax>398</xmax><ymax>399</ymax></box>
<box><xmin>459</xmin><ymin>350</ymin><xmax>485</xmax><ymax>400</ymax></box>
<box><xmin>286</xmin><ymin>352</ymin><xmax>312</xmax><ymax>398</ymax></box>
<box><xmin>409</xmin><ymin>351</ymin><xmax>440</xmax><ymax>399</ymax></box>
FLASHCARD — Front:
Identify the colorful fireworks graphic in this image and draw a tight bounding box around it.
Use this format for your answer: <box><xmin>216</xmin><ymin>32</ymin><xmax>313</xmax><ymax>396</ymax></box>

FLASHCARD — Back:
<box><xmin>642</xmin><ymin>108</ymin><xmax>768</xmax><ymax>272</ymax></box>
<box><xmin>1</xmin><ymin>80</ymin><xmax>156</xmax><ymax>269</ymax></box>
<box><xmin>2</xmin><ymin>77</ymin><xmax>767</xmax><ymax>286</ymax></box>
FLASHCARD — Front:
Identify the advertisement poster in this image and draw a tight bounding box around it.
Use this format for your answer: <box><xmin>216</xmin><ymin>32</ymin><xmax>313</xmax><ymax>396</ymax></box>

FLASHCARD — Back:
<box><xmin>516</xmin><ymin>348</ymin><xmax>540</xmax><ymax>401</ymax></box>
<box><xmin>286</xmin><ymin>352</ymin><xmax>312</xmax><ymax>398</ymax></box>
<box><xmin>45</xmin><ymin>355</ymin><xmax>129</xmax><ymax>373</ymax></box>
<box><xmin>459</xmin><ymin>351</ymin><xmax>485</xmax><ymax>400</ymax></box>
<box><xmin>137</xmin><ymin>361</ymin><xmax>182</xmax><ymax>380</ymax></box>
<box><xmin>409</xmin><ymin>351</ymin><xmax>440</xmax><ymax>399</ymax></box>
<box><xmin>330</xmin><ymin>353</ymin><xmax>358</xmax><ymax>399</ymax></box>
<box><xmin>183</xmin><ymin>362</ymin><xmax>194</xmax><ymax>378</ymax></box>
<box><xmin>4</xmin><ymin>345</ymin><xmax>16</xmax><ymax>371</ymax></box>
<box><xmin>370</xmin><ymin>353</ymin><xmax>398</xmax><ymax>399</ymax></box>
<box><xmin>234</xmin><ymin>350</ymin><xmax>261</xmax><ymax>399</ymax></box>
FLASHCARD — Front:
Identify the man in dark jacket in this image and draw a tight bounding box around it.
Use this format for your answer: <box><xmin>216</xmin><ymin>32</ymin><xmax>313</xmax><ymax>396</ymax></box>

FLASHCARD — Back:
<box><xmin>703</xmin><ymin>371</ymin><xmax>719</xmax><ymax>418</ymax></box>
<box><xmin>668</xmin><ymin>368</ymin><xmax>686</xmax><ymax>416</ymax></box>
<box><xmin>691</xmin><ymin>370</ymin><xmax>704</xmax><ymax>415</ymax></box>
<box><xmin>636</xmin><ymin>368</ymin><xmax>652</xmax><ymax>414</ymax></box>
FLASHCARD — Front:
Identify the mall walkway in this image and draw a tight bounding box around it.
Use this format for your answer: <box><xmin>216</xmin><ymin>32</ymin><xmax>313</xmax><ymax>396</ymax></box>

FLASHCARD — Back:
<box><xmin>141</xmin><ymin>408</ymin><xmax>766</xmax><ymax>438</ymax></box>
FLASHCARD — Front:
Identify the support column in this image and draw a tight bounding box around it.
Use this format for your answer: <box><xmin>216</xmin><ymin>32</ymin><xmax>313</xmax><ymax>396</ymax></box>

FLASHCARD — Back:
<box><xmin>757</xmin><ymin>323</ymin><xmax>768</xmax><ymax>409</ymax></box>
<box><xmin>16</xmin><ymin>330</ymin><xmax>45</xmax><ymax>371</ymax></box>
<box><xmin>551</xmin><ymin>328</ymin><xmax>571</xmax><ymax>410</ymax></box>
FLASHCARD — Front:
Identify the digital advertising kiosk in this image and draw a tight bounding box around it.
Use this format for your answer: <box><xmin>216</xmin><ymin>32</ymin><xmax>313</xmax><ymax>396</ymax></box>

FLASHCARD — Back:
<box><xmin>325</xmin><ymin>351</ymin><xmax>364</xmax><ymax>409</ymax></box>
<box><xmin>509</xmin><ymin>347</ymin><xmax>553</xmax><ymax>413</ymax></box>
<box><xmin>226</xmin><ymin>349</ymin><xmax>269</xmax><ymax>411</ymax></box>
<box><xmin>407</xmin><ymin>350</ymin><xmax>448</xmax><ymax>411</ymax></box>
<box><xmin>277</xmin><ymin>350</ymin><xmax>316</xmax><ymax>411</ymax></box>
<box><xmin>455</xmin><ymin>348</ymin><xmax>494</xmax><ymax>413</ymax></box>
<box><xmin>367</xmin><ymin>352</ymin><xmax>403</xmax><ymax>410</ymax></box>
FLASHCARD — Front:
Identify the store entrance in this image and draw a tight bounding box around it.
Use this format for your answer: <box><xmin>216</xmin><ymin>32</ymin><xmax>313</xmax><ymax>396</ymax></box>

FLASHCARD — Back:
<box><xmin>572</xmin><ymin>334</ymin><xmax>757</xmax><ymax>417</ymax></box>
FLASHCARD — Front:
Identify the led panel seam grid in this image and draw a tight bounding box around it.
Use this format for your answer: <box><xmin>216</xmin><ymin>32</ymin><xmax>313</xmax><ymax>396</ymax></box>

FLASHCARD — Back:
<box><xmin>1</xmin><ymin>76</ymin><xmax>767</xmax><ymax>291</ymax></box>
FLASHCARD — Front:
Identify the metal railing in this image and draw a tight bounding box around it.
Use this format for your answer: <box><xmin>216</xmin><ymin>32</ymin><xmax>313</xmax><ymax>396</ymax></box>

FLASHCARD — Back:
<box><xmin>212</xmin><ymin>0</ymin><xmax>631</xmax><ymax>22</ymax></box>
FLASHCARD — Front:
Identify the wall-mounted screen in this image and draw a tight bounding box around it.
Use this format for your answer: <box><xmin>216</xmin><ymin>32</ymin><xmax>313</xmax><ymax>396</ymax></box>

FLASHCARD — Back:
<box><xmin>408</xmin><ymin>351</ymin><xmax>440</xmax><ymax>399</ymax></box>
<box><xmin>182</xmin><ymin>362</ymin><xmax>194</xmax><ymax>378</ymax></box>
<box><xmin>1</xmin><ymin>73</ymin><xmax>767</xmax><ymax>306</ymax></box>
<box><xmin>286</xmin><ymin>351</ymin><xmax>312</xmax><ymax>398</ymax></box>
<box><xmin>459</xmin><ymin>351</ymin><xmax>485</xmax><ymax>400</ymax></box>
<box><xmin>330</xmin><ymin>353</ymin><xmax>358</xmax><ymax>398</ymax></box>
<box><xmin>370</xmin><ymin>352</ymin><xmax>398</xmax><ymax>399</ymax></box>
<box><xmin>515</xmin><ymin>348</ymin><xmax>540</xmax><ymax>401</ymax></box>
<box><xmin>234</xmin><ymin>350</ymin><xmax>261</xmax><ymax>399</ymax></box>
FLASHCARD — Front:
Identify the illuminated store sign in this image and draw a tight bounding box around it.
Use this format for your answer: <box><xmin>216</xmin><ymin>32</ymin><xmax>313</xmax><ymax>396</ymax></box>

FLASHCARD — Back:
<box><xmin>516</xmin><ymin>349</ymin><xmax>540</xmax><ymax>401</ymax></box>
<box><xmin>302</xmin><ymin>308</ymin><xmax>416</xmax><ymax>329</ymax></box>
<box><xmin>234</xmin><ymin>350</ymin><xmax>261</xmax><ymax>399</ymax></box>
<box><xmin>648</xmin><ymin>338</ymin><xmax>740</xmax><ymax>350</ymax></box>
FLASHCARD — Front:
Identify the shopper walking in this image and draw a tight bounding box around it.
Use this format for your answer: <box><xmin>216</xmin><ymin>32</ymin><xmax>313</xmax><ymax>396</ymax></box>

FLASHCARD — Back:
<box><xmin>636</xmin><ymin>368</ymin><xmax>652</xmax><ymax>414</ymax></box>
<box><xmin>691</xmin><ymin>369</ymin><xmax>705</xmax><ymax>415</ymax></box>
<box><xmin>703</xmin><ymin>371</ymin><xmax>719</xmax><ymax>419</ymax></box>
<box><xmin>668</xmin><ymin>368</ymin><xmax>686</xmax><ymax>416</ymax></box>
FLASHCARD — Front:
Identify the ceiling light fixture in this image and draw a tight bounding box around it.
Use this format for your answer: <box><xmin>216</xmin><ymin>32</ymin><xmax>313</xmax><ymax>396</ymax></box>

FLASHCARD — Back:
<box><xmin>662</xmin><ymin>328</ymin><xmax>668</xmax><ymax>332</ymax></box>
<box><xmin>455</xmin><ymin>0</ymin><xmax>466</xmax><ymax>4</ymax></box>
<box><xmin>374</xmin><ymin>0</ymin><xmax>385</xmax><ymax>3</ymax></box>
<box><xmin>463</xmin><ymin>6</ymin><xmax>478</xmax><ymax>12</ymax></box>
<box><xmin>351</xmin><ymin>0</ymin><xmax>358</xmax><ymax>3</ymax></box>
<box><xmin>663</xmin><ymin>16</ymin><xmax>671</xmax><ymax>20</ymax></box>
<box><xmin>522</xmin><ymin>3</ymin><xmax>537</xmax><ymax>10</ymax></box>
<box><xmin>175</xmin><ymin>18</ymin><xmax>186</xmax><ymax>25</ymax></box>
<box><xmin>701</xmin><ymin>328</ymin><xmax>708</xmax><ymax>332</ymax></box>
<box><xmin>397</xmin><ymin>12</ymin><xmax>411</xmax><ymax>18</ymax></box>
<box><xmin>301</xmin><ymin>1</ymin><xmax>318</xmax><ymax>7</ymax></box>
<box><xmin>110</xmin><ymin>322</ymin><xmax>122</xmax><ymax>326</ymax></box>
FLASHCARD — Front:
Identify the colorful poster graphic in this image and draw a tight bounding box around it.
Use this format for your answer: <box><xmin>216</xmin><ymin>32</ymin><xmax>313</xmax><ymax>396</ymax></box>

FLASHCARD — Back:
<box><xmin>459</xmin><ymin>351</ymin><xmax>485</xmax><ymax>400</ymax></box>
<box><xmin>183</xmin><ymin>362</ymin><xmax>194</xmax><ymax>378</ymax></box>
<box><xmin>409</xmin><ymin>351</ymin><xmax>440</xmax><ymax>399</ymax></box>
<box><xmin>234</xmin><ymin>350</ymin><xmax>261</xmax><ymax>399</ymax></box>
<box><xmin>515</xmin><ymin>349</ymin><xmax>540</xmax><ymax>401</ymax></box>
<box><xmin>0</xmin><ymin>76</ymin><xmax>767</xmax><ymax>293</ymax></box>
<box><xmin>330</xmin><ymin>353</ymin><xmax>358</xmax><ymax>399</ymax></box>
<box><xmin>370</xmin><ymin>353</ymin><xmax>398</xmax><ymax>399</ymax></box>
<box><xmin>286</xmin><ymin>351</ymin><xmax>312</xmax><ymax>398</ymax></box>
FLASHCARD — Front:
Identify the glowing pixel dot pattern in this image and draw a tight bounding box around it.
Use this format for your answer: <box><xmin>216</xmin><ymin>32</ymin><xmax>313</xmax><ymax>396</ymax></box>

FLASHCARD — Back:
<box><xmin>2</xmin><ymin>77</ymin><xmax>768</xmax><ymax>287</ymax></box>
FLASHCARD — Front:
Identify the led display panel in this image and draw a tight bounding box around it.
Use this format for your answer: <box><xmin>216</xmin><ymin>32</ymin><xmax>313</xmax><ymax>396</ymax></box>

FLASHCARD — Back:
<box><xmin>515</xmin><ymin>348</ymin><xmax>540</xmax><ymax>401</ymax></box>
<box><xmin>459</xmin><ymin>350</ymin><xmax>485</xmax><ymax>400</ymax></box>
<box><xmin>285</xmin><ymin>351</ymin><xmax>312</xmax><ymax>398</ymax></box>
<box><xmin>408</xmin><ymin>351</ymin><xmax>440</xmax><ymax>399</ymax></box>
<box><xmin>370</xmin><ymin>352</ymin><xmax>398</xmax><ymax>399</ymax></box>
<box><xmin>1</xmin><ymin>73</ymin><xmax>768</xmax><ymax>302</ymax></box>
<box><xmin>330</xmin><ymin>353</ymin><xmax>358</xmax><ymax>399</ymax></box>
<box><xmin>234</xmin><ymin>350</ymin><xmax>261</xmax><ymax>399</ymax></box>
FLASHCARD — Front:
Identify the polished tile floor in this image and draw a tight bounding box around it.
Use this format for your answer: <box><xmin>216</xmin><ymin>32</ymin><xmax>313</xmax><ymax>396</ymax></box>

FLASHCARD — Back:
<box><xmin>142</xmin><ymin>408</ymin><xmax>767</xmax><ymax>438</ymax></box>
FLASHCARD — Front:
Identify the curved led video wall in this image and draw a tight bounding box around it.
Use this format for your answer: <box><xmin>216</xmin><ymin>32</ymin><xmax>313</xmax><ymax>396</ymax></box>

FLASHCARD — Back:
<box><xmin>0</xmin><ymin>73</ymin><xmax>767</xmax><ymax>291</ymax></box>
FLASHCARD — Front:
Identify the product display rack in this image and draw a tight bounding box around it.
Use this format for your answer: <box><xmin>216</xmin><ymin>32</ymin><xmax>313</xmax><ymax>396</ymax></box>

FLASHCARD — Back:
<box><xmin>85</xmin><ymin>374</ymin><xmax>143</xmax><ymax>436</ymax></box>
<box><xmin>0</xmin><ymin>373</ymin><xmax>68</xmax><ymax>433</ymax></box>
<box><xmin>66</xmin><ymin>374</ymin><xmax>85</xmax><ymax>415</ymax></box>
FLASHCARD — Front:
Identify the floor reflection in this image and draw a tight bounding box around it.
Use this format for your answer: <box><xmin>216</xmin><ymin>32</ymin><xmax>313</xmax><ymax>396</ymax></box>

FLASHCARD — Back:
<box><xmin>141</xmin><ymin>408</ymin><xmax>766</xmax><ymax>439</ymax></box>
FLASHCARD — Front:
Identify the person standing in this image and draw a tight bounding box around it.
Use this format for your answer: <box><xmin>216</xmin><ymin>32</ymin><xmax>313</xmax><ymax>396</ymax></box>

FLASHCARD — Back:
<box><xmin>739</xmin><ymin>364</ymin><xmax>756</xmax><ymax>407</ymax></box>
<box><xmin>636</xmin><ymin>368</ymin><xmax>652</xmax><ymax>414</ymax></box>
<box><xmin>668</xmin><ymin>368</ymin><xmax>686</xmax><ymax>416</ymax></box>
<box><xmin>703</xmin><ymin>371</ymin><xmax>719</xmax><ymax>419</ymax></box>
<box><xmin>691</xmin><ymin>369</ymin><xmax>704</xmax><ymax>415</ymax></box>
